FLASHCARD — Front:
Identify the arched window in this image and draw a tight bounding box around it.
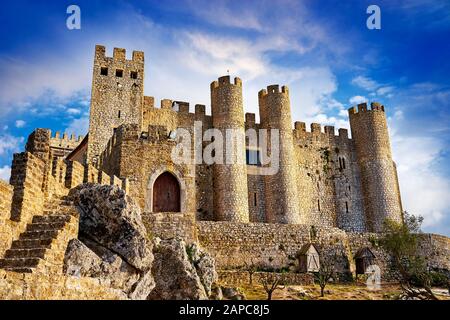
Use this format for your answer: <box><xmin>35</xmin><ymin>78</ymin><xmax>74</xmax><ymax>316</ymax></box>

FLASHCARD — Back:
<box><xmin>152</xmin><ymin>172</ymin><xmax>181</xmax><ymax>212</ymax></box>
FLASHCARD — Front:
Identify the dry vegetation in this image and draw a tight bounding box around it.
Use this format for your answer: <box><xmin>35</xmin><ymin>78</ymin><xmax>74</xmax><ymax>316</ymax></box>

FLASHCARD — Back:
<box><xmin>235</xmin><ymin>282</ymin><xmax>450</xmax><ymax>300</ymax></box>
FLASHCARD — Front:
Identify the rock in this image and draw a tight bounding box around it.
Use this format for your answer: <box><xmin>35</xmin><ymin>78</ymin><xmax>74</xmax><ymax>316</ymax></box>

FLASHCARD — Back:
<box><xmin>287</xmin><ymin>286</ymin><xmax>309</xmax><ymax>297</ymax></box>
<box><xmin>222</xmin><ymin>287</ymin><xmax>245</xmax><ymax>300</ymax></box>
<box><xmin>186</xmin><ymin>242</ymin><xmax>218</xmax><ymax>296</ymax></box>
<box><xmin>65</xmin><ymin>184</ymin><xmax>155</xmax><ymax>299</ymax></box>
<box><xmin>69</xmin><ymin>184</ymin><xmax>152</xmax><ymax>271</ymax></box>
<box><xmin>148</xmin><ymin>238</ymin><xmax>217</xmax><ymax>300</ymax></box>
<box><xmin>210</xmin><ymin>284</ymin><xmax>223</xmax><ymax>300</ymax></box>
<box><xmin>64</xmin><ymin>238</ymin><xmax>154</xmax><ymax>300</ymax></box>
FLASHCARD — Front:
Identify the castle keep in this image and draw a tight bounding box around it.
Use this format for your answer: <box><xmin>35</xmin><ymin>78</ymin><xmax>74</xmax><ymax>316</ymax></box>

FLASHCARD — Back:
<box><xmin>81</xmin><ymin>45</ymin><xmax>403</xmax><ymax>233</ymax></box>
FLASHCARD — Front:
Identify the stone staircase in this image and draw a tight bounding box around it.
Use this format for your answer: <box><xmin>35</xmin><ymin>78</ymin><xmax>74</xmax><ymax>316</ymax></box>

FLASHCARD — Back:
<box><xmin>0</xmin><ymin>196</ymin><xmax>78</xmax><ymax>273</ymax></box>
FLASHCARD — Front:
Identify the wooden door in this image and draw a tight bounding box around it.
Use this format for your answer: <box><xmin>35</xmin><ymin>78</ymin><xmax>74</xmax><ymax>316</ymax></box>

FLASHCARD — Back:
<box><xmin>152</xmin><ymin>172</ymin><xmax>180</xmax><ymax>212</ymax></box>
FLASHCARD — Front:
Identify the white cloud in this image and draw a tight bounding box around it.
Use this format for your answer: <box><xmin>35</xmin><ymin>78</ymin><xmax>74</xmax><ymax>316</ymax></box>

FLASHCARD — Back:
<box><xmin>66</xmin><ymin>108</ymin><xmax>82</xmax><ymax>115</ymax></box>
<box><xmin>351</xmin><ymin>76</ymin><xmax>379</xmax><ymax>91</ymax></box>
<box><xmin>65</xmin><ymin>116</ymin><xmax>89</xmax><ymax>136</ymax></box>
<box><xmin>15</xmin><ymin>120</ymin><xmax>26</xmax><ymax>128</ymax></box>
<box><xmin>349</xmin><ymin>95</ymin><xmax>367</xmax><ymax>105</ymax></box>
<box><xmin>0</xmin><ymin>165</ymin><xmax>11</xmax><ymax>182</ymax></box>
<box><xmin>391</xmin><ymin>132</ymin><xmax>450</xmax><ymax>228</ymax></box>
<box><xmin>376</xmin><ymin>86</ymin><xmax>394</xmax><ymax>96</ymax></box>
<box><xmin>0</xmin><ymin>135</ymin><xmax>24</xmax><ymax>156</ymax></box>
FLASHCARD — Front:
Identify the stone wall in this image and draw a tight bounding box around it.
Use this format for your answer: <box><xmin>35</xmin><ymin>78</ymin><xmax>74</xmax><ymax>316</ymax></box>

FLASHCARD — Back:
<box><xmin>0</xmin><ymin>179</ymin><xmax>13</xmax><ymax>220</ymax></box>
<box><xmin>218</xmin><ymin>270</ymin><xmax>314</xmax><ymax>286</ymax></box>
<box><xmin>197</xmin><ymin>221</ymin><xmax>352</xmax><ymax>272</ymax></box>
<box><xmin>9</xmin><ymin>152</ymin><xmax>46</xmax><ymax>223</ymax></box>
<box><xmin>99</xmin><ymin>123</ymin><xmax>196</xmax><ymax>214</ymax></box>
<box><xmin>142</xmin><ymin>212</ymin><xmax>197</xmax><ymax>243</ymax></box>
<box><xmin>0</xmin><ymin>270</ymin><xmax>125</xmax><ymax>299</ymax></box>
<box><xmin>197</xmin><ymin>221</ymin><xmax>450</xmax><ymax>281</ymax></box>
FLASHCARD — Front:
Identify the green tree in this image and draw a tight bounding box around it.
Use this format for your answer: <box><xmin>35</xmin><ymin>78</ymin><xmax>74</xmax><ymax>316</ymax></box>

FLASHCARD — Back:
<box><xmin>380</xmin><ymin>212</ymin><xmax>439</xmax><ymax>300</ymax></box>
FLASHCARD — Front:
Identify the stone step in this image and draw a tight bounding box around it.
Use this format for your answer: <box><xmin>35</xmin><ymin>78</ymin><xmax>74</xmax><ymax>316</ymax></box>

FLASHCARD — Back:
<box><xmin>4</xmin><ymin>248</ymin><xmax>47</xmax><ymax>259</ymax></box>
<box><xmin>20</xmin><ymin>230</ymin><xmax>59</xmax><ymax>240</ymax></box>
<box><xmin>0</xmin><ymin>257</ymin><xmax>41</xmax><ymax>268</ymax></box>
<box><xmin>2</xmin><ymin>267</ymin><xmax>33</xmax><ymax>273</ymax></box>
<box><xmin>26</xmin><ymin>222</ymin><xmax>66</xmax><ymax>232</ymax></box>
<box><xmin>32</xmin><ymin>215</ymin><xmax>71</xmax><ymax>224</ymax></box>
<box><xmin>11</xmin><ymin>238</ymin><xmax>53</xmax><ymax>249</ymax></box>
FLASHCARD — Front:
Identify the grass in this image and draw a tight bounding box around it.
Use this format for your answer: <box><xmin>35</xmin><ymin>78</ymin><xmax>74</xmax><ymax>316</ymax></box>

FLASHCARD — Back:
<box><xmin>232</xmin><ymin>282</ymin><xmax>450</xmax><ymax>300</ymax></box>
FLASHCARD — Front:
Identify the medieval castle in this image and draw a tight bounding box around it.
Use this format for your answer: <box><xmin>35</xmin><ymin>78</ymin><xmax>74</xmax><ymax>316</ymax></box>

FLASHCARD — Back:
<box><xmin>2</xmin><ymin>45</ymin><xmax>448</xmax><ymax>298</ymax></box>
<box><xmin>66</xmin><ymin>45</ymin><xmax>403</xmax><ymax>233</ymax></box>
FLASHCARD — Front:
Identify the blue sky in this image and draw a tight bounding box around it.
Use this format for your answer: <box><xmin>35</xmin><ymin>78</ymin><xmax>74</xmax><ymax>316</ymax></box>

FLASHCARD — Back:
<box><xmin>0</xmin><ymin>0</ymin><xmax>449</xmax><ymax>234</ymax></box>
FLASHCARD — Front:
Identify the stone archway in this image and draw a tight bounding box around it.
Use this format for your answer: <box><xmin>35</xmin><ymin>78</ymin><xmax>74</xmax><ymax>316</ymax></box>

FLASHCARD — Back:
<box><xmin>146</xmin><ymin>167</ymin><xmax>187</xmax><ymax>213</ymax></box>
<box><xmin>152</xmin><ymin>172</ymin><xmax>180</xmax><ymax>212</ymax></box>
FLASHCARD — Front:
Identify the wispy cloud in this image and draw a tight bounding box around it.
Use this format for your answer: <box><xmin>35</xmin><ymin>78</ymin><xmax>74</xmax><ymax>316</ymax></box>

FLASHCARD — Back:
<box><xmin>351</xmin><ymin>76</ymin><xmax>379</xmax><ymax>91</ymax></box>
<box><xmin>0</xmin><ymin>165</ymin><xmax>10</xmax><ymax>182</ymax></box>
<box><xmin>349</xmin><ymin>95</ymin><xmax>367</xmax><ymax>105</ymax></box>
<box><xmin>0</xmin><ymin>134</ymin><xmax>24</xmax><ymax>156</ymax></box>
<box><xmin>15</xmin><ymin>120</ymin><xmax>26</xmax><ymax>128</ymax></box>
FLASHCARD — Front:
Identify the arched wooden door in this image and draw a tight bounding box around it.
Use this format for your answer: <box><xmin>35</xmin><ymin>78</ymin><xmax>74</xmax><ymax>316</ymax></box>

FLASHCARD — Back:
<box><xmin>152</xmin><ymin>172</ymin><xmax>181</xmax><ymax>212</ymax></box>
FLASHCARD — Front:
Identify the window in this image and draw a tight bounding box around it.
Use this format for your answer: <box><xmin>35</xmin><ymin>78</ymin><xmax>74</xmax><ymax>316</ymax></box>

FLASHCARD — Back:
<box><xmin>130</xmin><ymin>71</ymin><xmax>138</xmax><ymax>79</ymax></box>
<box><xmin>118</xmin><ymin>110</ymin><xmax>121</xmax><ymax>119</ymax></box>
<box><xmin>116</xmin><ymin>69</ymin><xmax>123</xmax><ymax>77</ymax></box>
<box><xmin>317</xmin><ymin>200</ymin><xmax>321</xmax><ymax>212</ymax></box>
<box><xmin>246</xmin><ymin>149</ymin><xmax>261</xmax><ymax>166</ymax></box>
<box><xmin>100</xmin><ymin>67</ymin><xmax>108</xmax><ymax>76</ymax></box>
<box><xmin>342</xmin><ymin>158</ymin><xmax>346</xmax><ymax>169</ymax></box>
<box><xmin>345</xmin><ymin>201</ymin><xmax>349</xmax><ymax>213</ymax></box>
<box><xmin>254</xmin><ymin>193</ymin><xmax>257</xmax><ymax>206</ymax></box>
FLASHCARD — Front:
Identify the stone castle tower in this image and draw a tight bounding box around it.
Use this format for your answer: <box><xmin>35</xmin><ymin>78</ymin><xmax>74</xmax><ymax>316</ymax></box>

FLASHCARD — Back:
<box><xmin>210</xmin><ymin>76</ymin><xmax>249</xmax><ymax>222</ymax></box>
<box><xmin>349</xmin><ymin>102</ymin><xmax>403</xmax><ymax>232</ymax></box>
<box><xmin>258</xmin><ymin>85</ymin><xmax>300</xmax><ymax>224</ymax></box>
<box><xmin>87</xmin><ymin>45</ymin><xmax>145</xmax><ymax>165</ymax></box>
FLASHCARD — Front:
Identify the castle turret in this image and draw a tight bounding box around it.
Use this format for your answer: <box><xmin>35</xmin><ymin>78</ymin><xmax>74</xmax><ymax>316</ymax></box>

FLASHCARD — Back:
<box><xmin>87</xmin><ymin>45</ymin><xmax>144</xmax><ymax>165</ymax></box>
<box><xmin>258</xmin><ymin>85</ymin><xmax>300</xmax><ymax>224</ymax></box>
<box><xmin>210</xmin><ymin>76</ymin><xmax>249</xmax><ymax>222</ymax></box>
<box><xmin>349</xmin><ymin>102</ymin><xmax>403</xmax><ymax>232</ymax></box>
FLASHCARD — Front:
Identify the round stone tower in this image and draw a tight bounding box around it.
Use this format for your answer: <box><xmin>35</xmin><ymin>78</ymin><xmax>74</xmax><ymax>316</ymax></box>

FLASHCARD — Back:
<box><xmin>349</xmin><ymin>102</ymin><xmax>403</xmax><ymax>232</ymax></box>
<box><xmin>210</xmin><ymin>76</ymin><xmax>249</xmax><ymax>222</ymax></box>
<box><xmin>258</xmin><ymin>85</ymin><xmax>300</xmax><ymax>224</ymax></box>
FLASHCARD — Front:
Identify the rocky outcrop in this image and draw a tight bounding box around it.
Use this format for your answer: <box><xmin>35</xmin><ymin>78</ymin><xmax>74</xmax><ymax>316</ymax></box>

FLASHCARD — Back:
<box><xmin>148</xmin><ymin>238</ymin><xmax>218</xmax><ymax>300</ymax></box>
<box><xmin>64</xmin><ymin>184</ymin><xmax>154</xmax><ymax>299</ymax></box>
<box><xmin>64</xmin><ymin>238</ymin><xmax>153</xmax><ymax>299</ymax></box>
<box><xmin>68</xmin><ymin>184</ymin><xmax>152</xmax><ymax>270</ymax></box>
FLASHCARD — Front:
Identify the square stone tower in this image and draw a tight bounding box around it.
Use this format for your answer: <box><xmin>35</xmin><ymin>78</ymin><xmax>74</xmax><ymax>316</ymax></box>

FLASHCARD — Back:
<box><xmin>86</xmin><ymin>45</ymin><xmax>144</xmax><ymax>165</ymax></box>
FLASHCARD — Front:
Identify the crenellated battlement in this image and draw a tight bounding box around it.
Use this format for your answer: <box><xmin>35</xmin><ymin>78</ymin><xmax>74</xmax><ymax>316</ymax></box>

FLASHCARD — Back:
<box><xmin>293</xmin><ymin>121</ymin><xmax>349</xmax><ymax>139</ymax></box>
<box><xmin>195</xmin><ymin>104</ymin><xmax>206</xmax><ymax>116</ymax></box>
<box><xmin>210</xmin><ymin>75</ymin><xmax>242</xmax><ymax>90</ymax></box>
<box><xmin>348</xmin><ymin>102</ymin><xmax>385</xmax><ymax>115</ymax></box>
<box><xmin>94</xmin><ymin>45</ymin><xmax>144</xmax><ymax>63</ymax></box>
<box><xmin>50</xmin><ymin>131</ymin><xmax>84</xmax><ymax>143</ymax></box>
<box><xmin>258</xmin><ymin>85</ymin><xmax>289</xmax><ymax>98</ymax></box>
<box><xmin>245</xmin><ymin>113</ymin><xmax>256</xmax><ymax>125</ymax></box>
